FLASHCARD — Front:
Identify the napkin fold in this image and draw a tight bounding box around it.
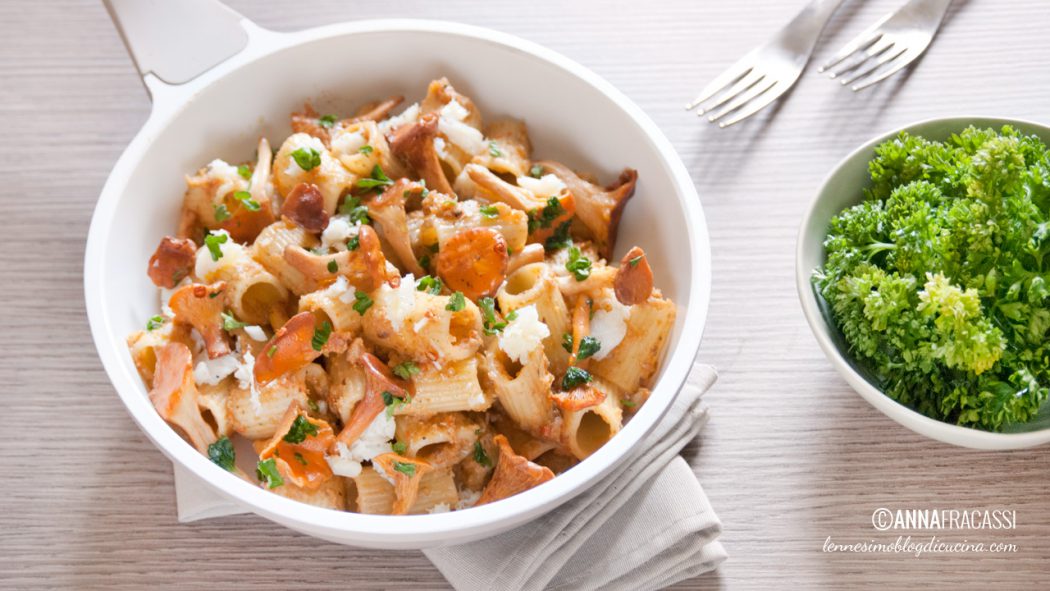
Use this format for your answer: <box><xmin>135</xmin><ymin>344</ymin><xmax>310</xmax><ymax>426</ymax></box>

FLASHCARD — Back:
<box><xmin>172</xmin><ymin>363</ymin><xmax>724</xmax><ymax>591</ymax></box>
<box><xmin>424</xmin><ymin>364</ymin><xmax>723</xmax><ymax>591</ymax></box>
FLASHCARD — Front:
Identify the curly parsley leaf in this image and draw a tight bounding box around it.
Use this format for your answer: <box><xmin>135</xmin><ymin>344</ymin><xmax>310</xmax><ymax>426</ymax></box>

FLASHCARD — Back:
<box><xmin>256</xmin><ymin>458</ymin><xmax>284</xmax><ymax>488</ymax></box>
<box><xmin>207</xmin><ymin>436</ymin><xmax>236</xmax><ymax>471</ymax></box>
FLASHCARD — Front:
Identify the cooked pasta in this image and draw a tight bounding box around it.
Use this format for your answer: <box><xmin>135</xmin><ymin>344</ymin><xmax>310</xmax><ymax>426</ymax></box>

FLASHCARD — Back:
<box><xmin>128</xmin><ymin>78</ymin><xmax>676</xmax><ymax>515</ymax></box>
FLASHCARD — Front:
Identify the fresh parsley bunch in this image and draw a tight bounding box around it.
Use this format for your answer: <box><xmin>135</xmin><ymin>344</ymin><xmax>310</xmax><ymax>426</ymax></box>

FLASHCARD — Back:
<box><xmin>815</xmin><ymin>126</ymin><xmax>1050</xmax><ymax>431</ymax></box>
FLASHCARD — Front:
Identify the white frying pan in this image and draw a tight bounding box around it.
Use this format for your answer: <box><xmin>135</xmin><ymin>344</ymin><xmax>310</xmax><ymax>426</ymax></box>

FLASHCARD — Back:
<box><xmin>86</xmin><ymin>0</ymin><xmax>712</xmax><ymax>548</ymax></box>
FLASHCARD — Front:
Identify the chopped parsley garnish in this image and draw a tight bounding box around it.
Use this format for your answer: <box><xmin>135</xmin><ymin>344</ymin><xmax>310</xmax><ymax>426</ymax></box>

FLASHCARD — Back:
<box><xmin>629</xmin><ymin>255</ymin><xmax>643</xmax><ymax>267</ymax></box>
<box><xmin>311</xmin><ymin>321</ymin><xmax>332</xmax><ymax>351</ymax></box>
<box><xmin>505</xmin><ymin>309</ymin><xmax>519</xmax><ymax>322</ymax></box>
<box><xmin>621</xmin><ymin>399</ymin><xmax>637</xmax><ymax>408</ymax></box>
<box><xmin>267</xmin><ymin>345</ymin><xmax>277</xmax><ymax>357</ymax></box>
<box><xmin>347</xmin><ymin>235</ymin><xmax>360</xmax><ymax>251</ymax></box>
<box><xmin>393</xmin><ymin>461</ymin><xmax>416</xmax><ymax>476</ymax></box>
<box><xmin>488</xmin><ymin>141</ymin><xmax>503</xmax><ymax>157</ymax></box>
<box><xmin>562</xmin><ymin>332</ymin><xmax>573</xmax><ymax>353</ymax></box>
<box><xmin>529</xmin><ymin>164</ymin><xmax>544</xmax><ymax>178</ymax></box>
<box><xmin>566</xmin><ymin>246</ymin><xmax>592</xmax><ymax>281</ymax></box>
<box><xmin>353</xmin><ymin>291</ymin><xmax>373</xmax><ymax>315</ymax></box>
<box><xmin>338</xmin><ymin>196</ymin><xmax>371</xmax><ymax>225</ymax></box>
<box><xmin>327</xmin><ymin>260</ymin><xmax>338</xmax><ymax>273</ymax></box>
<box><xmin>256</xmin><ymin>458</ymin><xmax>284</xmax><ymax>488</ymax></box>
<box><xmin>446</xmin><ymin>291</ymin><xmax>466</xmax><ymax>312</ymax></box>
<box><xmin>237</xmin><ymin>164</ymin><xmax>252</xmax><ymax>180</ymax></box>
<box><xmin>544</xmin><ymin>220</ymin><xmax>573</xmax><ymax>252</ymax></box>
<box><xmin>392</xmin><ymin>361</ymin><xmax>421</xmax><ymax>380</ymax></box>
<box><xmin>207</xmin><ymin>436</ymin><xmax>236</xmax><ymax>471</ymax></box>
<box><xmin>213</xmin><ymin>203</ymin><xmax>231</xmax><ymax>222</ymax></box>
<box><xmin>428</xmin><ymin>243</ymin><xmax>440</xmax><ymax>253</ymax></box>
<box><xmin>294</xmin><ymin>452</ymin><xmax>308</xmax><ymax>466</ymax></box>
<box><xmin>528</xmin><ymin>196</ymin><xmax>565</xmax><ymax>233</ymax></box>
<box><xmin>419</xmin><ymin>254</ymin><xmax>431</xmax><ymax>269</ymax></box>
<box><xmin>479</xmin><ymin>297</ymin><xmax>507</xmax><ymax>335</ymax></box>
<box><xmin>416</xmin><ymin>275</ymin><xmax>443</xmax><ymax>295</ymax></box>
<box><xmin>383</xmin><ymin>390</ymin><xmax>411</xmax><ymax>417</ymax></box>
<box><xmin>359</xmin><ymin>144</ymin><xmax>374</xmax><ymax>154</ymax></box>
<box><xmin>473</xmin><ymin>441</ymin><xmax>492</xmax><ymax>467</ymax></box>
<box><xmin>291</xmin><ymin>147</ymin><xmax>321</xmax><ymax>171</ymax></box>
<box><xmin>318</xmin><ymin>114</ymin><xmax>337</xmax><ymax>128</ymax></box>
<box><xmin>355</xmin><ymin>164</ymin><xmax>394</xmax><ymax>191</ymax></box>
<box><xmin>146</xmin><ymin>315</ymin><xmax>165</xmax><ymax>331</ymax></box>
<box><xmin>233</xmin><ymin>190</ymin><xmax>260</xmax><ymax>211</ymax></box>
<box><xmin>204</xmin><ymin>231</ymin><xmax>227</xmax><ymax>261</ymax></box>
<box><xmin>221</xmin><ymin>311</ymin><xmax>247</xmax><ymax>331</ymax></box>
<box><xmin>561</xmin><ymin>366</ymin><xmax>593</xmax><ymax>390</ymax></box>
<box><xmin>577</xmin><ymin>336</ymin><xmax>601</xmax><ymax>360</ymax></box>
<box><xmin>307</xmin><ymin>399</ymin><xmax>320</xmax><ymax>413</ymax></box>
<box><xmin>283</xmin><ymin>415</ymin><xmax>320</xmax><ymax>444</ymax></box>
<box><xmin>479</xmin><ymin>204</ymin><xmax>499</xmax><ymax>219</ymax></box>
<box><xmin>391</xmin><ymin>440</ymin><xmax>407</xmax><ymax>454</ymax></box>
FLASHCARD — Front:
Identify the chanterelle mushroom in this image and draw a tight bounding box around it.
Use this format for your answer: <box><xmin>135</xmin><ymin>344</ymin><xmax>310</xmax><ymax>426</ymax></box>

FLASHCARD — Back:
<box><xmin>149</xmin><ymin>342</ymin><xmax>216</xmax><ymax>452</ymax></box>
<box><xmin>256</xmin><ymin>402</ymin><xmax>335</xmax><ymax>490</ymax></box>
<box><xmin>282</xmin><ymin>225</ymin><xmax>392</xmax><ymax>294</ymax></box>
<box><xmin>368</xmin><ymin>179</ymin><xmax>426</xmax><ymax>276</ymax></box>
<box><xmin>147</xmin><ymin>236</ymin><xmax>196</xmax><ymax>288</ymax></box>
<box><xmin>613</xmin><ymin>246</ymin><xmax>654</xmax><ymax>305</ymax></box>
<box><xmin>281</xmin><ymin>182</ymin><xmax>330</xmax><ymax>233</ymax></box>
<box><xmin>371</xmin><ymin>453</ymin><xmax>433</xmax><ymax>515</ymax></box>
<box><xmin>333</xmin><ymin>352</ymin><xmax>410</xmax><ymax>449</ymax></box>
<box><xmin>436</xmin><ymin>227</ymin><xmax>508</xmax><ymax>300</ymax></box>
<box><xmin>168</xmin><ymin>281</ymin><xmax>229</xmax><ymax>359</ymax></box>
<box><xmin>536</xmin><ymin>161</ymin><xmax>638</xmax><ymax>259</ymax></box>
<box><xmin>476</xmin><ymin>435</ymin><xmax>555</xmax><ymax>506</ymax></box>
<box><xmin>253</xmin><ymin>312</ymin><xmax>323</xmax><ymax>386</ymax></box>
<box><xmin>388</xmin><ymin>112</ymin><xmax>454</xmax><ymax>195</ymax></box>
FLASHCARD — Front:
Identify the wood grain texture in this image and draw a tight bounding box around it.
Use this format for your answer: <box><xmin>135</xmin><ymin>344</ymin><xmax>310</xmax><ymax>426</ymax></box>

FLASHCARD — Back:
<box><xmin>1</xmin><ymin>0</ymin><xmax>1048</xmax><ymax>589</ymax></box>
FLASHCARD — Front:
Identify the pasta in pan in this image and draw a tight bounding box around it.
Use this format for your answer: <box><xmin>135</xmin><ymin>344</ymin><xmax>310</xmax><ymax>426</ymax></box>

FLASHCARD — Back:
<box><xmin>127</xmin><ymin>78</ymin><xmax>676</xmax><ymax>514</ymax></box>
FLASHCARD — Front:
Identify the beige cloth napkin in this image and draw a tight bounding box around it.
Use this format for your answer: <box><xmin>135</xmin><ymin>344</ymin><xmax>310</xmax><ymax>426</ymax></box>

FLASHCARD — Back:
<box><xmin>173</xmin><ymin>364</ymin><xmax>724</xmax><ymax>591</ymax></box>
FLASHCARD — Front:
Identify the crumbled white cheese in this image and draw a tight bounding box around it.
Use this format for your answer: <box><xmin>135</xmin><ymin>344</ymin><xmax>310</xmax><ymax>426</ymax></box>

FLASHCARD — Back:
<box><xmin>233</xmin><ymin>350</ymin><xmax>260</xmax><ymax>413</ymax></box>
<box><xmin>516</xmin><ymin>173</ymin><xmax>566</xmax><ymax>198</ymax></box>
<box><xmin>330</xmin><ymin>129</ymin><xmax>367</xmax><ymax>156</ymax></box>
<box><xmin>589</xmin><ymin>296</ymin><xmax>631</xmax><ymax>360</ymax></box>
<box><xmin>498</xmin><ymin>304</ymin><xmax>550</xmax><ymax>364</ymax></box>
<box><xmin>326</xmin><ymin>443</ymin><xmax>363</xmax><ymax>478</ymax></box>
<box><xmin>320</xmin><ymin>275</ymin><xmax>356</xmax><ymax>305</ymax></box>
<box><xmin>440</xmin><ymin>99</ymin><xmax>471</xmax><ymax>122</ymax></box>
<box><xmin>379</xmin><ymin>273</ymin><xmax>417</xmax><ymax>331</ymax></box>
<box><xmin>193</xmin><ymin>353</ymin><xmax>240</xmax><ymax>385</ymax></box>
<box><xmin>378</xmin><ymin>102</ymin><xmax>420</xmax><ymax>134</ymax></box>
<box><xmin>188</xmin><ymin>329</ymin><xmax>206</xmax><ymax>356</ymax></box>
<box><xmin>320</xmin><ymin>216</ymin><xmax>358</xmax><ymax>252</ymax></box>
<box><xmin>427</xmin><ymin>503</ymin><xmax>451</xmax><ymax>514</ymax></box>
<box><xmin>194</xmin><ymin>229</ymin><xmax>245</xmax><ymax>281</ymax></box>
<box><xmin>456</xmin><ymin>489</ymin><xmax>482</xmax><ymax>510</ymax></box>
<box><xmin>352</xmin><ymin>412</ymin><xmax>396</xmax><ymax>459</ymax></box>
<box><xmin>243</xmin><ymin>325</ymin><xmax>267</xmax><ymax>341</ymax></box>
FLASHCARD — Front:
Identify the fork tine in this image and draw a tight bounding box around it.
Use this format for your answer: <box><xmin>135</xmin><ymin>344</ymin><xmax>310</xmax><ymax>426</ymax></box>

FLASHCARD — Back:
<box><xmin>717</xmin><ymin>80</ymin><xmax>790</xmax><ymax>128</ymax></box>
<box><xmin>828</xmin><ymin>36</ymin><xmax>894</xmax><ymax>79</ymax></box>
<box><xmin>849</xmin><ymin>46</ymin><xmax>924</xmax><ymax>91</ymax></box>
<box><xmin>697</xmin><ymin>70</ymin><xmax>765</xmax><ymax>115</ymax></box>
<box><xmin>706</xmin><ymin>78</ymin><xmax>778</xmax><ymax>123</ymax></box>
<box><xmin>818</xmin><ymin>13</ymin><xmax>893</xmax><ymax>73</ymax></box>
<box><xmin>840</xmin><ymin>46</ymin><xmax>907</xmax><ymax>86</ymax></box>
<box><xmin>685</xmin><ymin>53</ymin><xmax>756</xmax><ymax>110</ymax></box>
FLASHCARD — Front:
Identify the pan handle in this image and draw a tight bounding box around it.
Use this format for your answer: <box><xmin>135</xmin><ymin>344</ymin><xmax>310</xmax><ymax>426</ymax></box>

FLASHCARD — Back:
<box><xmin>102</xmin><ymin>0</ymin><xmax>251</xmax><ymax>87</ymax></box>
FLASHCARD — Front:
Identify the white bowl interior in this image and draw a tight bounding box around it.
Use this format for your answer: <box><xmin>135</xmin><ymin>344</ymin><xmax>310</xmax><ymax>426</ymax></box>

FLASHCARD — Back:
<box><xmin>797</xmin><ymin>116</ymin><xmax>1050</xmax><ymax>450</ymax></box>
<box><xmin>87</xmin><ymin>22</ymin><xmax>710</xmax><ymax>547</ymax></box>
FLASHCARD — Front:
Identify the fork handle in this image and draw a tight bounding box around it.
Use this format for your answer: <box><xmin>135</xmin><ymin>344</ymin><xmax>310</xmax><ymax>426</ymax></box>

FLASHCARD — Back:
<box><xmin>777</xmin><ymin>0</ymin><xmax>847</xmax><ymax>57</ymax></box>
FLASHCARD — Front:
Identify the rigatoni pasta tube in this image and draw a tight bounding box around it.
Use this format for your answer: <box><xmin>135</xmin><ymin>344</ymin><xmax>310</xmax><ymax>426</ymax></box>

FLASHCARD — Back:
<box><xmin>353</xmin><ymin>466</ymin><xmax>459</xmax><ymax>515</ymax></box>
<box><xmin>561</xmin><ymin>377</ymin><xmax>623</xmax><ymax>459</ymax></box>
<box><xmin>590</xmin><ymin>292</ymin><xmax>676</xmax><ymax>394</ymax></box>
<box><xmin>497</xmin><ymin>263</ymin><xmax>571</xmax><ymax>375</ymax></box>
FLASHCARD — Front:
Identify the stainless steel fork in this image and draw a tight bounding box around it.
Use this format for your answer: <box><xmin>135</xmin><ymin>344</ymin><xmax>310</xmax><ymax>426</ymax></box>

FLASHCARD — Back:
<box><xmin>819</xmin><ymin>0</ymin><xmax>953</xmax><ymax>91</ymax></box>
<box><xmin>685</xmin><ymin>0</ymin><xmax>845</xmax><ymax>128</ymax></box>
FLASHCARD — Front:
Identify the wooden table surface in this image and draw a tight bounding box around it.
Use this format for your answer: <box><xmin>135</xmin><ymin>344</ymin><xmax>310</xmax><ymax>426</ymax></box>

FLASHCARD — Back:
<box><xmin>3</xmin><ymin>0</ymin><xmax>1049</xmax><ymax>589</ymax></box>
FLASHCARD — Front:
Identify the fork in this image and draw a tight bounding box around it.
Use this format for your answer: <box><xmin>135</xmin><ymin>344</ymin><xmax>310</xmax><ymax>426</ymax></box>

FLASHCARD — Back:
<box><xmin>819</xmin><ymin>0</ymin><xmax>953</xmax><ymax>91</ymax></box>
<box><xmin>685</xmin><ymin>0</ymin><xmax>845</xmax><ymax>128</ymax></box>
